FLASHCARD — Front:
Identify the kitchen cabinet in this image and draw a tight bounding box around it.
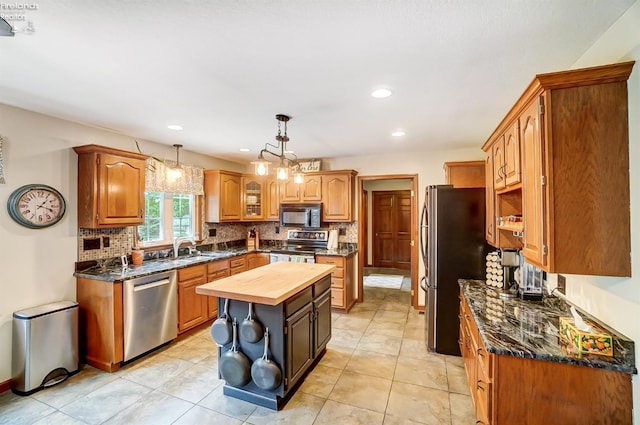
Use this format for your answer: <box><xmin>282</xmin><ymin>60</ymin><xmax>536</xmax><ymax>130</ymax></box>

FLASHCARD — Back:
<box><xmin>204</xmin><ymin>170</ymin><xmax>242</xmax><ymax>222</ymax></box>
<box><xmin>312</xmin><ymin>287</ymin><xmax>332</xmax><ymax>357</ymax></box>
<box><xmin>76</xmin><ymin>277</ymin><xmax>123</xmax><ymax>372</ymax></box>
<box><xmin>444</xmin><ymin>161</ymin><xmax>485</xmax><ymax>188</ymax></box>
<box><xmin>490</xmin><ymin>122</ymin><xmax>521</xmax><ymax>192</ymax></box>
<box><xmin>285</xmin><ymin>302</ymin><xmax>314</xmax><ymax>387</ymax></box>
<box><xmin>177</xmin><ymin>265</ymin><xmax>208</xmax><ymax>333</ymax></box>
<box><xmin>321</xmin><ymin>170</ymin><xmax>357</xmax><ymax>222</ymax></box>
<box><xmin>316</xmin><ymin>253</ymin><xmax>355</xmax><ymax>312</ymax></box>
<box><xmin>280</xmin><ymin>174</ymin><xmax>322</xmax><ymax>203</ymax></box>
<box><xmin>241</xmin><ymin>176</ymin><xmax>265</xmax><ymax>221</ymax></box>
<box><xmin>73</xmin><ymin>145</ymin><xmax>148</xmax><ymax>228</ymax></box>
<box><xmin>483</xmin><ymin>61</ymin><xmax>634</xmax><ymax>276</ymax></box>
<box><xmin>206</xmin><ymin>259</ymin><xmax>230</xmax><ymax>319</ymax></box>
<box><xmin>247</xmin><ymin>252</ymin><xmax>270</xmax><ymax>270</ymax></box>
<box><xmin>459</xmin><ymin>290</ymin><xmax>632</xmax><ymax>424</ymax></box>
<box><xmin>484</xmin><ymin>153</ymin><xmax>497</xmax><ymax>246</ymax></box>
<box><xmin>230</xmin><ymin>254</ymin><xmax>248</xmax><ymax>275</ymax></box>
<box><xmin>265</xmin><ymin>176</ymin><xmax>281</xmax><ymax>221</ymax></box>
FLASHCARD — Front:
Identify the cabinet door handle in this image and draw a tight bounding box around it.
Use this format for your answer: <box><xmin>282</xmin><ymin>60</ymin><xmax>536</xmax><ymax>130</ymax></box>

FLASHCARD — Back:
<box><xmin>477</xmin><ymin>380</ymin><xmax>486</xmax><ymax>391</ymax></box>
<box><xmin>477</xmin><ymin>348</ymin><xmax>485</xmax><ymax>357</ymax></box>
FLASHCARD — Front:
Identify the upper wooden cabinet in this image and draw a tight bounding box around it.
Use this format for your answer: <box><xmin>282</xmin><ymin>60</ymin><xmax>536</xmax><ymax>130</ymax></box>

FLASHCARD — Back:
<box><xmin>74</xmin><ymin>145</ymin><xmax>148</xmax><ymax>228</ymax></box>
<box><xmin>204</xmin><ymin>170</ymin><xmax>242</xmax><ymax>222</ymax></box>
<box><xmin>322</xmin><ymin>170</ymin><xmax>357</xmax><ymax>222</ymax></box>
<box><xmin>241</xmin><ymin>176</ymin><xmax>265</xmax><ymax>221</ymax></box>
<box><xmin>444</xmin><ymin>161</ymin><xmax>485</xmax><ymax>188</ymax></box>
<box><xmin>484</xmin><ymin>153</ymin><xmax>497</xmax><ymax>246</ymax></box>
<box><xmin>482</xmin><ymin>61</ymin><xmax>634</xmax><ymax>276</ymax></box>
<box><xmin>280</xmin><ymin>174</ymin><xmax>322</xmax><ymax>202</ymax></box>
<box><xmin>490</xmin><ymin>121</ymin><xmax>521</xmax><ymax>192</ymax></box>
<box><xmin>265</xmin><ymin>177</ymin><xmax>281</xmax><ymax>221</ymax></box>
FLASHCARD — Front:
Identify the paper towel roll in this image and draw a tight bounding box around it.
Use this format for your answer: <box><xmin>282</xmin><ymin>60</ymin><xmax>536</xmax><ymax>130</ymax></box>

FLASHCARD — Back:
<box><xmin>327</xmin><ymin>229</ymin><xmax>339</xmax><ymax>250</ymax></box>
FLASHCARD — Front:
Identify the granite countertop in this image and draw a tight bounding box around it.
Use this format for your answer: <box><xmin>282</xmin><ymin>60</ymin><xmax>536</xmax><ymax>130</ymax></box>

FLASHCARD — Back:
<box><xmin>196</xmin><ymin>262</ymin><xmax>335</xmax><ymax>305</ymax></box>
<box><xmin>74</xmin><ymin>248</ymin><xmax>266</xmax><ymax>282</ymax></box>
<box><xmin>314</xmin><ymin>246</ymin><xmax>357</xmax><ymax>257</ymax></box>
<box><xmin>74</xmin><ymin>245</ymin><xmax>356</xmax><ymax>282</ymax></box>
<box><xmin>459</xmin><ymin>279</ymin><xmax>636</xmax><ymax>375</ymax></box>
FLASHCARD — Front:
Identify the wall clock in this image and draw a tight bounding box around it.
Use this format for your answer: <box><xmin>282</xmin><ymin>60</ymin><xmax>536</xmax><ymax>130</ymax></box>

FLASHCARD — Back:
<box><xmin>7</xmin><ymin>184</ymin><xmax>66</xmax><ymax>228</ymax></box>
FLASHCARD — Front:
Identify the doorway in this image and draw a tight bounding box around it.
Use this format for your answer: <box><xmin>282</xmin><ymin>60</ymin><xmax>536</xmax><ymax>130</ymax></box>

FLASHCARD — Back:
<box><xmin>357</xmin><ymin>175</ymin><xmax>419</xmax><ymax>308</ymax></box>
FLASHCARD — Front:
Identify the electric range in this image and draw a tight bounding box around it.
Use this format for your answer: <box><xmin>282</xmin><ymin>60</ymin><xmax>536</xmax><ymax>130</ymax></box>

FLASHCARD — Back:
<box><xmin>269</xmin><ymin>230</ymin><xmax>328</xmax><ymax>263</ymax></box>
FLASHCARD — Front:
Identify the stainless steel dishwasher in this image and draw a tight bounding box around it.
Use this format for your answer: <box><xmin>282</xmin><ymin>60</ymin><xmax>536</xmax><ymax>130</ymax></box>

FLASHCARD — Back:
<box><xmin>123</xmin><ymin>270</ymin><xmax>177</xmax><ymax>362</ymax></box>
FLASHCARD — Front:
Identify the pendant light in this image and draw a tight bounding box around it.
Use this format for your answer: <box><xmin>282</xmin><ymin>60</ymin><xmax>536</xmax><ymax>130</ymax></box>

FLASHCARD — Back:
<box><xmin>252</xmin><ymin>114</ymin><xmax>303</xmax><ymax>182</ymax></box>
<box><xmin>167</xmin><ymin>144</ymin><xmax>183</xmax><ymax>181</ymax></box>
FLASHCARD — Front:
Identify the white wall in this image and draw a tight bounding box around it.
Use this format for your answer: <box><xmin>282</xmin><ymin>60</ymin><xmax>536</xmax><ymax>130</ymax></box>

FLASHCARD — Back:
<box><xmin>0</xmin><ymin>104</ymin><xmax>244</xmax><ymax>384</ymax></box>
<box><xmin>561</xmin><ymin>2</ymin><xmax>640</xmax><ymax>423</ymax></box>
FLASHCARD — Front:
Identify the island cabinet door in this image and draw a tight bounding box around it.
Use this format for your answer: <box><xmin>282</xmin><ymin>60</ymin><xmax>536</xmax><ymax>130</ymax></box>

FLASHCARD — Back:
<box><xmin>313</xmin><ymin>290</ymin><xmax>331</xmax><ymax>357</ymax></box>
<box><xmin>285</xmin><ymin>303</ymin><xmax>314</xmax><ymax>389</ymax></box>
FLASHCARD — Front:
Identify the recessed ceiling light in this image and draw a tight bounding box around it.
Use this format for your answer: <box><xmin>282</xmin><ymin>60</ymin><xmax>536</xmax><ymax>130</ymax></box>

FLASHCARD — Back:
<box><xmin>167</xmin><ymin>124</ymin><xmax>183</xmax><ymax>131</ymax></box>
<box><xmin>371</xmin><ymin>88</ymin><xmax>392</xmax><ymax>98</ymax></box>
<box><xmin>239</xmin><ymin>148</ymin><xmax>250</xmax><ymax>152</ymax></box>
<box><xmin>392</xmin><ymin>130</ymin><xmax>406</xmax><ymax>137</ymax></box>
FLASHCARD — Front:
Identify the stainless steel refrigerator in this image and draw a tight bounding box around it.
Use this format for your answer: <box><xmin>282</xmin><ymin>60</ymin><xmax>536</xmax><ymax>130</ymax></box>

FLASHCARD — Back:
<box><xmin>419</xmin><ymin>185</ymin><xmax>489</xmax><ymax>356</ymax></box>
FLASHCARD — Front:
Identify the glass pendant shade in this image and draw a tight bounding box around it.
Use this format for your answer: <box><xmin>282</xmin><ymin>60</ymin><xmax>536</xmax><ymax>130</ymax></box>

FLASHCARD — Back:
<box><xmin>252</xmin><ymin>160</ymin><xmax>270</xmax><ymax>176</ymax></box>
<box><xmin>276</xmin><ymin>166</ymin><xmax>289</xmax><ymax>180</ymax></box>
<box><xmin>293</xmin><ymin>171</ymin><xmax>304</xmax><ymax>184</ymax></box>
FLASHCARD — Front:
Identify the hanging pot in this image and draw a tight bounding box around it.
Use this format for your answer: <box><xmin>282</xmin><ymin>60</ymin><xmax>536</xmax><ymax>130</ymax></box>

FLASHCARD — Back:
<box><xmin>239</xmin><ymin>302</ymin><xmax>263</xmax><ymax>344</ymax></box>
<box><xmin>251</xmin><ymin>328</ymin><xmax>282</xmax><ymax>390</ymax></box>
<box><xmin>211</xmin><ymin>298</ymin><xmax>232</xmax><ymax>346</ymax></box>
<box><xmin>219</xmin><ymin>318</ymin><xmax>251</xmax><ymax>388</ymax></box>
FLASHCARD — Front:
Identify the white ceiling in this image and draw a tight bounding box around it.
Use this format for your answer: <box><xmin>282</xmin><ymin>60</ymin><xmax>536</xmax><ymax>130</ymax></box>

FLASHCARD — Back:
<box><xmin>0</xmin><ymin>1</ymin><xmax>634</xmax><ymax>164</ymax></box>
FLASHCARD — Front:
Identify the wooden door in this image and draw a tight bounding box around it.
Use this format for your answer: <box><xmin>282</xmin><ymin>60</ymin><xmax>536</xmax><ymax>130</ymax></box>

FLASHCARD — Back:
<box><xmin>504</xmin><ymin>122</ymin><xmax>521</xmax><ymax>186</ymax></box>
<box><xmin>373</xmin><ymin>191</ymin><xmax>411</xmax><ymax>270</ymax></box>
<box><xmin>265</xmin><ymin>177</ymin><xmax>280</xmax><ymax>221</ymax></box>
<box><xmin>98</xmin><ymin>153</ymin><xmax>145</xmax><ymax>226</ymax></box>
<box><xmin>242</xmin><ymin>177</ymin><xmax>264</xmax><ymax>220</ymax></box>
<box><xmin>520</xmin><ymin>97</ymin><xmax>546</xmax><ymax>267</ymax></box>
<box><xmin>492</xmin><ymin>137</ymin><xmax>506</xmax><ymax>190</ymax></box>
<box><xmin>485</xmin><ymin>152</ymin><xmax>497</xmax><ymax>246</ymax></box>
<box><xmin>301</xmin><ymin>175</ymin><xmax>322</xmax><ymax>201</ymax></box>
<box><xmin>280</xmin><ymin>179</ymin><xmax>301</xmax><ymax>202</ymax></box>
<box><xmin>322</xmin><ymin>173</ymin><xmax>352</xmax><ymax>221</ymax></box>
<box><xmin>220</xmin><ymin>173</ymin><xmax>242</xmax><ymax>221</ymax></box>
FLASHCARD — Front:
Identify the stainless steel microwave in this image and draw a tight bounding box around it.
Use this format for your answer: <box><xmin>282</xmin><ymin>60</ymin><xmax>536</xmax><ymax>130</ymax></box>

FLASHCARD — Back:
<box><xmin>280</xmin><ymin>203</ymin><xmax>322</xmax><ymax>228</ymax></box>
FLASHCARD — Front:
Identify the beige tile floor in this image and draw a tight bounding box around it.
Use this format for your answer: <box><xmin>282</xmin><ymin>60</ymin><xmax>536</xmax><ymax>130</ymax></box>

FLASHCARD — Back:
<box><xmin>0</xmin><ymin>270</ymin><xmax>474</xmax><ymax>424</ymax></box>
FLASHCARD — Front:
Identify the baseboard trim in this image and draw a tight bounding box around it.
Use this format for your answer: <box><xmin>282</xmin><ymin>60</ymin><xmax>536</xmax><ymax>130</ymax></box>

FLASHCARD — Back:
<box><xmin>0</xmin><ymin>378</ymin><xmax>11</xmax><ymax>393</ymax></box>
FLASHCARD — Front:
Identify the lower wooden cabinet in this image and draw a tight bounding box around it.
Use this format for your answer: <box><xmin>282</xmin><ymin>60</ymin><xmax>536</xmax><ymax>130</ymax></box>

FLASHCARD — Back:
<box><xmin>177</xmin><ymin>265</ymin><xmax>208</xmax><ymax>333</ymax></box>
<box><xmin>459</xmin><ymin>292</ymin><xmax>632</xmax><ymax>425</ymax></box>
<box><xmin>247</xmin><ymin>252</ymin><xmax>270</xmax><ymax>270</ymax></box>
<box><xmin>206</xmin><ymin>259</ymin><xmax>230</xmax><ymax>319</ymax></box>
<box><xmin>315</xmin><ymin>254</ymin><xmax>355</xmax><ymax>312</ymax></box>
<box><xmin>230</xmin><ymin>254</ymin><xmax>248</xmax><ymax>275</ymax></box>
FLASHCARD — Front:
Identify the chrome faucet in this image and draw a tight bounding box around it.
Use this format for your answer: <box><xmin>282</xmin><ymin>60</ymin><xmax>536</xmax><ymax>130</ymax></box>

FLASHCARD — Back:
<box><xmin>173</xmin><ymin>236</ymin><xmax>195</xmax><ymax>259</ymax></box>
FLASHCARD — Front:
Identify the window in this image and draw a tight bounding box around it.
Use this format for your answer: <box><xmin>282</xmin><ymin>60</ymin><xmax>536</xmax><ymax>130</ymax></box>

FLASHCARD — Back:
<box><xmin>138</xmin><ymin>192</ymin><xmax>199</xmax><ymax>246</ymax></box>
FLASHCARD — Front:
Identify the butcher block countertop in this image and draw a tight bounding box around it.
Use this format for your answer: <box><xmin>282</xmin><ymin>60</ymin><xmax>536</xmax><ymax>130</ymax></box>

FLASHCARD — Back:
<box><xmin>195</xmin><ymin>262</ymin><xmax>335</xmax><ymax>305</ymax></box>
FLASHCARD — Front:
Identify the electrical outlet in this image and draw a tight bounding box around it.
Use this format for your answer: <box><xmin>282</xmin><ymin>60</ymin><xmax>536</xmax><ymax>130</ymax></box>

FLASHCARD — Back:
<box><xmin>557</xmin><ymin>274</ymin><xmax>566</xmax><ymax>295</ymax></box>
<box><xmin>208</xmin><ymin>228</ymin><xmax>216</xmax><ymax>237</ymax></box>
<box><xmin>275</xmin><ymin>226</ymin><xmax>280</xmax><ymax>234</ymax></box>
<box><xmin>83</xmin><ymin>238</ymin><xmax>101</xmax><ymax>250</ymax></box>
<box><xmin>339</xmin><ymin>227</ymin><xmax>346</xmax><ymax>236</ymax></box>
<box><xmin>102</xmin><ymin>236</ymin><xmax>110</xmax><ymax>248</ymax></box>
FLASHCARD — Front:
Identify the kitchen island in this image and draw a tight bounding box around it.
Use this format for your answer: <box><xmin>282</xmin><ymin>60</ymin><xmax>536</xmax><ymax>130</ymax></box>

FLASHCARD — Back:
<box><xmin>196</xmin><ymin>262</ymin><xmax>335</xmax><ymax>410</ymax></box>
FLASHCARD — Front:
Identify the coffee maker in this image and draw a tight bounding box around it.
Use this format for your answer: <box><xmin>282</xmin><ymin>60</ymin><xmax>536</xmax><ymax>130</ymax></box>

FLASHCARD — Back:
<box><xmin>499</xmin><ymin>249</ymin><xmax>519</xmax><ymax>299</ymax></box>
<box><xmin>517</xmin><ymin>251</ymin><xmax>544</xmax><ymax>301</ymax></box>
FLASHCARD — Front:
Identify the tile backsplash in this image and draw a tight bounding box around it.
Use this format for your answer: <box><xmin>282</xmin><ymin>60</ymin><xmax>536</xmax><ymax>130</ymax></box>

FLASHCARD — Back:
<box><xmin>78</xmin><ymin>221</ymin><xmax>359</xmax><ymax>262</ymax></box>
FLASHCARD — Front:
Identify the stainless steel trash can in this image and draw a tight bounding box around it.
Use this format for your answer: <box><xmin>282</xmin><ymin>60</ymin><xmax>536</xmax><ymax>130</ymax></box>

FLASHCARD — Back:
<box><xmin>12</xmin><ymin>301</ymin><xmax>79</xmax><ymax>395</ymax></box>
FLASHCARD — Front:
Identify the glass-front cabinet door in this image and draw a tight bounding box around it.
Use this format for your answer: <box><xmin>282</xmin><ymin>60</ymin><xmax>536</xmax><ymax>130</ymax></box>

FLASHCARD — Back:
<box><xmin>242</xmin><ymin>177</ymin><xmax>265</xmax><ymax>220</ymax></box>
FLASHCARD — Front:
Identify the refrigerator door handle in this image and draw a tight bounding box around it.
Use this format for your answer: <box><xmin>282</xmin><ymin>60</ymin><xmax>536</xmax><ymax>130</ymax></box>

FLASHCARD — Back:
<box><xmin>419</xmin><ymin>276</ymin><xmax>428</xmax><ymax>291</ymax></box>
<box><xmin>419</xmin><ymin>203</ymin><xmax>428</xmax><ymax>261</ymax></box>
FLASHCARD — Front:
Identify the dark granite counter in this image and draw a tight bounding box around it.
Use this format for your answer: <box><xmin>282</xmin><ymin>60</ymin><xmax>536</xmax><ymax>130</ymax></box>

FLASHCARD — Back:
<box><xmin>459</xmin><ymin>279</ymin><xmax>636</xmax><ymax>375</ymax></box>
<box><xmin>74</xmin><ymin>249</ymin><xmax>268</xmax><ymax>282</ymax></box>
<box><xmin>75</xmin><ymin>243</ymin><xmax>357</xmax><ymax>282</ymax></box>
<box><xmin>314</xmin><ymin>246</ymin><xmax>357</xmax><ymax>257</ymax></box>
